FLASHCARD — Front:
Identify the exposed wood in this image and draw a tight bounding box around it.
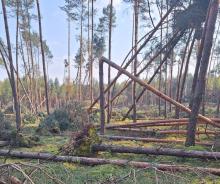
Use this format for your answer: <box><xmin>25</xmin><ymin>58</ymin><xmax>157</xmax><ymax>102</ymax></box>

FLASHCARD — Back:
<box><xmin>100</xmin><ymin>57</ymin><xmax>220</xmax><ymax>128</ymax></box>
<box><xmin>92</xmin><ymin>144</ymin><xmax>220</xmax><ymax>159</ymax></box>
<box><xmin>0</xmin><ymin>150</ymin><xmax>220</xmax><ymax>175</ymax></box>
<box><xmin>100</xmin><ymin>135</ymin><xmax>214</xmax><ymax>146</ymax></box>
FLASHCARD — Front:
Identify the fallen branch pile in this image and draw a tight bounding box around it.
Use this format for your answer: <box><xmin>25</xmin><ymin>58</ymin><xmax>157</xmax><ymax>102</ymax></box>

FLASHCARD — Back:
<box><xmin>0</xmin><ymin>149</ymin><xmax>220</xmax><ymax>176</ymax></box>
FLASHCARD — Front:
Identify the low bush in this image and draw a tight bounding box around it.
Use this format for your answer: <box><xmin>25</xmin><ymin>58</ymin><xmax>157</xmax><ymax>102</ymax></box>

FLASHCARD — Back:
<box><xmin>23</xmin><ymin>113</ymin><xmax>37</xmax><ymax>124</ymax></box>
<box><xmin>0</xmin><ymin>112</ymin><xmax>39</xmax><ymax>147</ymax></box>
<box><xmin>0</xmin><ymin>112</ymin><xmax>14</xmax><ymax>141</ymax></box>
<box><xmin>37</xmin><ymin>101</ymin><xmax>89</xmax><ymax>135</ymax></box>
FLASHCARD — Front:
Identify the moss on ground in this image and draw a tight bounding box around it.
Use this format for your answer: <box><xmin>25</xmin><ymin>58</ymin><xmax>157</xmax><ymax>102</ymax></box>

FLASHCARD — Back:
<box><xmin>0</xmin><ymin>120</ymin><xmax>220</xmax><ymax>183</ymax></box>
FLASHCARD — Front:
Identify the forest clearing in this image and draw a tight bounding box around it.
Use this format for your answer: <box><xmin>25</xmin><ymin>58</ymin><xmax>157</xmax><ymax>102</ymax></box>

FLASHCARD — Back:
<box><xmin>1</xmin><ymin>0</ymin><xmax>220</xmax><ymax>183</ymax></box>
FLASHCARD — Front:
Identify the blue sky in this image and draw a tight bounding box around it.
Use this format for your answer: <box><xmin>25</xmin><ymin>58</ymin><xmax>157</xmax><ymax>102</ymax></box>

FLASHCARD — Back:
<box><xmin>1</xmin><ymin>0</ymin><xmax>135</xmax><ymax>83</ymax></box>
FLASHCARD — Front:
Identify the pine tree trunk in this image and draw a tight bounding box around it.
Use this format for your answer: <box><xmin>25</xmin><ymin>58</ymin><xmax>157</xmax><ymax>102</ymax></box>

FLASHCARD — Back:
<box><xmin>185</xmin><ymin>0</ymin><xmax>219</xmax><ymax>146</ymax></box>
<box><xmin>1</xmin><ymin>0</ymin><xmax>21</xmax><ymax>131</ymax></box>
<box><xmin>36</xmin><ymin>0</ymin><xmax>50</xmax><ymax>114</ymax></box>
<box><xmin>175</xmin><ymin>30</ymin><xmax>193</xmax><ymax>118</ymax></box>
<box><xmin>79</xmin><ymin>3</ymin><xmax>84</xmax><ymax>101</ymax></box>
<box><xmin>132</xmin><ymin>0</ymin><xmax>139</xmax><ymax>123</ymax></box>
<box><xmin>107</xmin><ymin>0</ymin><xmax>113</xmax><ymax>124</ymax></box>
<box><xmin>90</xmin><ymin>0</ymin><xmax>94</xmax><ymax>104</ymax></box>
<box><xmin>15</xmin><ymin>0</ymin><xmax>21</xmax><ymax>118</ymax></box>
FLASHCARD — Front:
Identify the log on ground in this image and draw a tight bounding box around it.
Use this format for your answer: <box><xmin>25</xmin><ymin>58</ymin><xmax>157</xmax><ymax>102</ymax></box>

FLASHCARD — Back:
<box><xmin>106</xmin><ymin>118</ymin><xmax>220</xmax><ymax>129</ymax></box>
<box><xmin>92</xmin><ymin>144</ymin><xmax>220</xmax><ymax>159</ymax></box>
<box><xmin>110</xmin><ymin>128</ymin><xmax>220</xmax><ymax>135</ymax></box>
<box><xmin>100</xmin><ymin>135</ymin><xmax>214</xmax><ymax>146</ymax></box>
<box><xmin>0</xmin><ymin>149</ymin><xmax>220</xmax><ymax>176</ymax></box>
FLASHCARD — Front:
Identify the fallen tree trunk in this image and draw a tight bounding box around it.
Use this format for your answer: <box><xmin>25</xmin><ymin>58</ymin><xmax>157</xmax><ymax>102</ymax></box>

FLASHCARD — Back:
<box><xmin>0</xmin><ymin>141</ymin><xmax>9</xmax><ymax>147</ymax></box>
<box><xmin>107</xmin><ymin>122</ymin><xmax>188</xmax><ymax>129</ymax></box>
<box><xmin>92</xmin><ymin>144</ymin><xmax>220</xmax><ymax>159</ymax></box>
<box><xmin>107</xmin><ymin>118</ymin><xmax>220</xmax><ymax>129</ymax></box>
<box><xmin>101</xmin><ymin>57</ymin><xmax>220</xmax><ymax>128</ymax></box>
<box><xmin>100</xmin><ymin>135</ymin><xmax>214</xmax><ymax>146</ymax></box>
<box><xmin>110</xmin><ymin>128</ymin><xmax>220</xmax><ymax>135</ymax></box>
<box><xmin>0</xmin><ymin>150</ymin><xmax>220</xmax><ymax>176</ymax></box>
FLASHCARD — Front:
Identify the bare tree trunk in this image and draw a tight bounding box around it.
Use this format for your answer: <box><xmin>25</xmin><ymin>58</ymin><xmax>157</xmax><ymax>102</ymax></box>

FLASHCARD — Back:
<box><xmin>99</xmin><ymin>60</ymin><xmax>105</xmax><ymax>135</ymax></box>
<box><xmin>90</xmin><ymin>0</ymin><xmax>94</xmax><ymax>104</ymax></box>
<box><xmin>1</xmin><ymin>150</ymin><xmax>220</xmax><ymax>175</ymax></box>
<box><xmin>16</xmin><ymin>0</ymin><xmax>21</xmax><ymax>117</ymax></box>
<box><xmin>176</xmin><ymin>31</ymin><xmax>196</xmax><ymax>118</ymax></box>
<box><xmin>216</xmin><ymin>96</ymin><xmax>220</xmax><ymax>117</ymax></box>
<box><xmin>185</xmin><ymin>0</ymin><xmax>219</xmax><ymax>146</ymax></box>
<box><xmin>88</xmin><ymin>5</ymin><xmax>178</xmax><ymax>112</ymax></box>
<box><xmin>36</xmin><ymin>0</ymin><xmax>50</xmax><ymax>114</ymax></box>
<box><xmin>1</xmin><ymin>0</ymin><xmax>21</xmax><ymax>131</ymax></box>
<box><xmin>132</xmin><ymin>0</ymin><xmax>139</xmax><ymax>123</ymax></box>
<box><xmin>79</xmin><ymin>2</ymin><xmax>84</xmax><ymax>101</ymax></box>
<box><xmin>175</xmin><ymin>30</ymin><xmax>193</xmax><ymax>118</ymax></box>
<box><xmin>100</xmin><ymin>57</ymin><xmax>219</xmax><ymax>127</ymax></box>
<box><xmin>107</xmin><ymin>0</ymin><xmax>113</xmax><ymax>124</ymax></box>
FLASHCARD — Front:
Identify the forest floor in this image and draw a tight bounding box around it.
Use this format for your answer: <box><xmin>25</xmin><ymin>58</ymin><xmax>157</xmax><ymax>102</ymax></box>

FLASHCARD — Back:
<box><xmin>1</xmin><ymin>121</ymin><xmax>220</xmax><ymax>183</ymax></box>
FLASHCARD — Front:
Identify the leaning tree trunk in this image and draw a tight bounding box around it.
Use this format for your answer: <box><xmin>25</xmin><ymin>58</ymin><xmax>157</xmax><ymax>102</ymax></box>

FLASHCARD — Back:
<box><xmin>36</xmin><ymin>0</ymin><xmax>50</xmax><ymax>114</ymax></box>
<box><xmin>185</xmin><ymin>0</ymin><xmax>219</xmax><ymax>146</ymax></box>
<box><xmin>1</xmin><ymin>0</ymin><xmax>21</xmax><ymax>131</ymax></box>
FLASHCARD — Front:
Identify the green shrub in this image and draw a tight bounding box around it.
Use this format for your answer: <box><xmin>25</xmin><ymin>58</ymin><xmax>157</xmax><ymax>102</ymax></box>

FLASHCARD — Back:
<box><xmin>23</xmin><ymin>113</ymin><xmax>37</xmax><ymax>124</ymax></box>
<box><xmin>4</xmin><ymin>104</ymin><xmax>14</xmax><ymax>114</ymax></box>
<box><xmin>89</xmin><ymin>109</ymin><xmax>100</xmax><ymax>124</ymax></box>
<box><xmin>0</xmin><ymin>112</ymin><xmax>14</xmax><ymax>141</ymax></box>
<box><xmin>37</xmin><ymin>101</ymin><xmax>88</xmax><ymax>135</ymax></box>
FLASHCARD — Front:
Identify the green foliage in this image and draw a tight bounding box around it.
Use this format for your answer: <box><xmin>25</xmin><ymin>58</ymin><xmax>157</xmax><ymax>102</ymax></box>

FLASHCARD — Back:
<box><xmin>37</xmin><ymin>101</ymin><xmax>88</xmax><ymax>135</ymax></box>
<box><xmin>0</xmin><ymin>112</ymin><xmax>14</xmax><ymax>141</ymax></box>
<box><xmin>23</xmin><ymin>113</ymin><xmax>37</xmax><ymax>124</ymax></box>
<box><xmin>62</xmin><ymin>124</ymin><xmax>101</xmax><ymax>156</ymax></box>
<box><xmin>10</xmin><ymin>131</ymin><xmax>40</xmax><ymax>148</ymax></box>
<box><xmin>89</xmin><ymin>109</ymin><xmax>100</xmax><ymax>124</ymax></box>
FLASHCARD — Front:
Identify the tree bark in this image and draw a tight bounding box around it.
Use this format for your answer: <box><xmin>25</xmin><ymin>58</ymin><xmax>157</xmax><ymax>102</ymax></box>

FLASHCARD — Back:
<box><xmin>36</xmin><ymin>0</ymin><xmax>50</xmax><ymax>114</ymax></box>
<box><xmin>99</xmin><ymin>59</ymin><xmax>105</xmax><ymax>135</ymax></box>
<box><xmin>110</xmin><ymin>128</ymin><xmax>219</xmax><ymax>136</ymax></box>
<box><xmin>88</xmin><ymin>5</ymin><xmax>176</xmax><ymax>112</ymax></box>
<box><xmin>0</xmin><ymin>150</ymin><xmax>220</xmax><ymax>175</ymax></box>
<box><xmin>100</xmin><ymin>135</ymin><xmax>214</xmax><ymax>146</ymax></box>
<box><xmin>1</xmin><ymin>0</ymin><xmax>21</xmax><ymax>131</ymax></box>
<box><xmin>100</xmin><ymin>57</ymin><xmax>220</xmax><ymax>128</ymax></box>
<box><xmin>90</xmin><ymin>0</ymin><xmax>94</xmax><ymax>105</ymax></box>
<box><xmin>185</xmin><ymin>0</ymin><xmax>219</xmax><ymax>146</ymax></box>
<box><xmin>93</xmin><ymin>144</ymin><xmax>220</xmax><ymax>159</ymax></box>
<box><xmin>107</xmin><ymin>0</ymin><xmax>113</xmax><ymax>124</ymax></box>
